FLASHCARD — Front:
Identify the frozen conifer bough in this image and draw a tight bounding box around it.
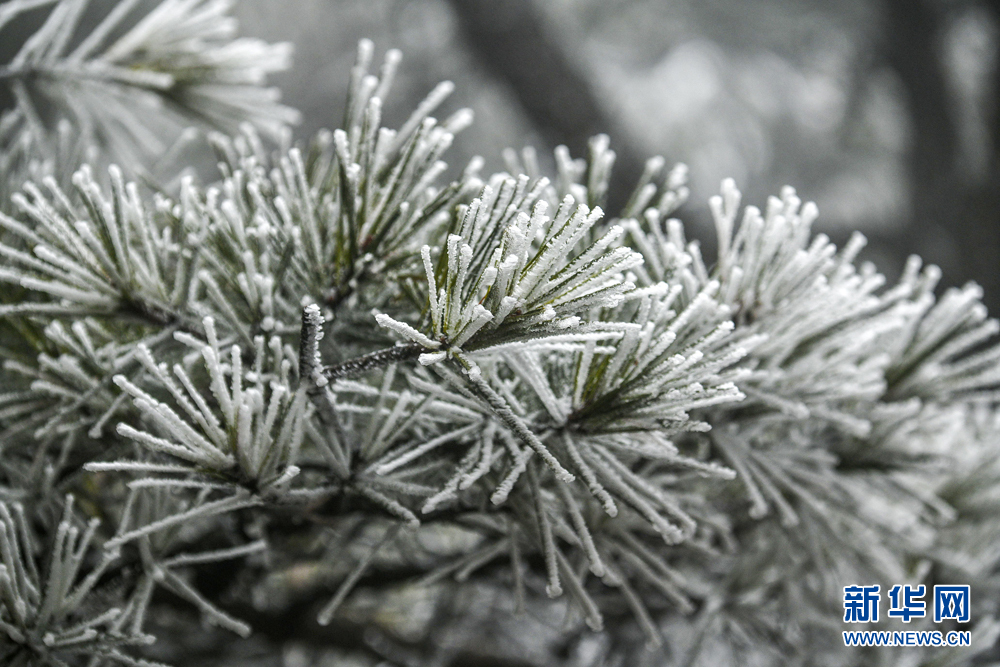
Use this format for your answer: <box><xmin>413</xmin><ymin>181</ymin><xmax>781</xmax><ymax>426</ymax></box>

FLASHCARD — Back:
<box><xmin>1</xmin><ymin>7</ymin><xmax>1000</xmax><ymax>666</ymax></box>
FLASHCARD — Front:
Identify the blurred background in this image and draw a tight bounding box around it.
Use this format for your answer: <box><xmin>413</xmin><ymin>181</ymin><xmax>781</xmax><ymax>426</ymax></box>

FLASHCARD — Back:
<box><xmin>235</xmin><ymin>0</ymin><xmax>1000</xmax><ymax>312</ymax></box>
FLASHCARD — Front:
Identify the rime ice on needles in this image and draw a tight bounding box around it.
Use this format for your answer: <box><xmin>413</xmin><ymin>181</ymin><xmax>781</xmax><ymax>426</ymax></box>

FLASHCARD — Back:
<box><xmin>648</xmin><ymin>179</ymin><xmax>902</xmax><ymax>435</ymax></box>
<box><xmin>886</xmin><ymin>272</ymin><xmax>1000</xmax><ymax>401</ymax></box>
<box><xmin>565</xmin><ymin>281</ymin><xmax>747</xmax><ymax>434</ymax></box>
<box><xmin>205</xmin><ymin>41</ymin><xmax>471</xmax><ymax>319</ymax></box>
<box><xmin>616</xmin><ymin>173</ymin><xmax>1000</xmax><ymax>663</ymax></box>
<box><xmin>0</xmin><ymin>317</ymin><xmax>178</xmax><ymax>443</ymax></box>
<box><xmin>99</xmin><ymin>316</ymin><xmax>307</xmax><ymax>491</ymax></box>
<box><xmin>0</xmin><ymin>0</ymin><xmax>298</xmax><ymax>178</ymax></box>
<box><xmin>0</xmin><ymin>497</ymin><xmax>151</xmax><ymax>665</ymax></box>
<box><xmin>370</xmin><ymin>174</ymin><xmax>652</xmax><ymax>484</ymax></box>
<box><xmin>98</xmin><ymin>486</ymin><xmax>264</xmax><ymax>639</ymax></box>
<box><xmin>378</xmin><ymin>175</ymin><xmax>643</xmax><ymax>359</ymax></box>
<box><xmin>0</xmin><ymin>165</ymin><xmax>189</xmax><ymax>321</ymax></box>
<box><xmin>474</xmin><ymin>281</ymin><xmax>746</xmax><ymax>600</ymax></box>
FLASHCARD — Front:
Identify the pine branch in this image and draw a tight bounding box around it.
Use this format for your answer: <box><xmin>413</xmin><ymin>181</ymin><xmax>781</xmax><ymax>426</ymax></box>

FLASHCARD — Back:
<box><xmin>322</xmin><ymin>344</ymin><xmax>425</xmax><ymax>381</ymax></box>
<box><xmin>0</xmin><ymin>26</ymin><xmax>998</xmax><ymax>666</ymax></box>
<box><xmin>0</xmin><ymin>0</ymin><xmax>298</xmax><ymax>181</ymax></box>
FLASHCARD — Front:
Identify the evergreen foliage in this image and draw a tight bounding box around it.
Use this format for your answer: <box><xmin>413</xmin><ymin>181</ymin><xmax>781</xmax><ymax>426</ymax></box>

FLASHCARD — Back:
<box><xmin>0</xmin><ymin>4</ymin><xmax>999</xmax><ymax>666</ymax></box>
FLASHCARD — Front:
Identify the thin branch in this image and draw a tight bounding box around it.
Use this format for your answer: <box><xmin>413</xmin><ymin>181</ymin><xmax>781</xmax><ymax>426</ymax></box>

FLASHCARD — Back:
<box><xmin>322</xmin><ymin>344</ymin><xmax>424</xmax><ymax>381</ymax></box>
